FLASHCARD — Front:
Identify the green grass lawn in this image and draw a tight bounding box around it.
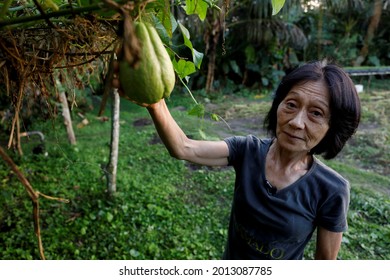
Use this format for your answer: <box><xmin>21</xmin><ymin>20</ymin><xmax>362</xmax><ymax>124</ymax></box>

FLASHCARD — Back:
<box><xmin>0</xmin><ymin>84</ymin><xmax>389</xmax><ymax>260</ymax></box>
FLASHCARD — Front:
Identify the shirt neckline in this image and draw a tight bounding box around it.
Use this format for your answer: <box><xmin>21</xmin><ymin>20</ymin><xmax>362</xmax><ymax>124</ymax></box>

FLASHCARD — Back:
<box><xmin>262</xmin><ymin>138</ymin><xmax>318</xmax><ymax>195</ymax></box>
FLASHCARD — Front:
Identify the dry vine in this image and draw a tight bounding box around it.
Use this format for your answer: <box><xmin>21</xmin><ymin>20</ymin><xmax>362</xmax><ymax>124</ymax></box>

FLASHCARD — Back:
<box><xmin>0</xmin><ymin>15</ymin><xmax>118</xmax><ymax>147</ymax></box>
<box><xmin>0</xmin><ymin>146</ymin><xmax>69</xmax><ymax>260</ymax></box>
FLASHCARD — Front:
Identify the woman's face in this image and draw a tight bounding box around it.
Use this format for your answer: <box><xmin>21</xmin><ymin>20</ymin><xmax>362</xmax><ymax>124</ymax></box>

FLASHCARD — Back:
<box><xmin>276</xmin><ymin>80</ymin><xmax>330</xmax><ymax>155</ymax></box>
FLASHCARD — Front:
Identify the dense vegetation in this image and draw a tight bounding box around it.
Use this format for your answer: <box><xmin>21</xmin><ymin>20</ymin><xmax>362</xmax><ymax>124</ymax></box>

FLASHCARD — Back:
<box><xmin>0</xmin><ymin>77</ymin><xmax>388</xmax><ymax>260</ymax></box>
<box><xmin>0</xmin><ymin>0</ymin><xmax>389</xmax><ymax>260</ymax></box>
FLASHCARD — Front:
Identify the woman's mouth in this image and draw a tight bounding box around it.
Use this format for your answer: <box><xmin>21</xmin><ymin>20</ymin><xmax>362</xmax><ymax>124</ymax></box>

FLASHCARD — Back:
<box><xmin>284</xmin><ymin>131</ymin><xmax>304</xmax><ymax>141</ymax></box>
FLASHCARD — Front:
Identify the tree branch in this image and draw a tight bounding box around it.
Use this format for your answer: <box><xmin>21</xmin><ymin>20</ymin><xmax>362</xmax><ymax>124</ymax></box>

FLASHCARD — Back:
<box><xmin>0</xmin><ymin>2</ymin><xmax>110</xmax><ymax>29</ymax></box>
<box><xmin>32</xmin><ymin>0</ymin><xmax>57</xmax><ymax>30</ymax></box>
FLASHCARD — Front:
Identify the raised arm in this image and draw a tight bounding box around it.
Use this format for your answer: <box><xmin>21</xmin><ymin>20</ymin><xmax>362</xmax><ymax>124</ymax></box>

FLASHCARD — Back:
<box><xmin>146</xmin><ymin>99</ymin><xmax>229</xmax><ymax>166</ymax></box>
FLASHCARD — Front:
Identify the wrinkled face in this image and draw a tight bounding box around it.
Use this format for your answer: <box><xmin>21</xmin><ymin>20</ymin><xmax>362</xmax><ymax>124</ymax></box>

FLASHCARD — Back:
<box><xmin>276</xmin><ymin>80</ymin><xmax>330</xmax><ymax>154</ymax></box>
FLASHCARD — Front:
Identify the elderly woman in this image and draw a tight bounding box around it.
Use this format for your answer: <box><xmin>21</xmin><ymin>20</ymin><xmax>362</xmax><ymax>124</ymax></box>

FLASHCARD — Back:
<box><xmin>115</xmin><ymin>60</ymin><xmax>361</xmax><ymax>259</ymax></box>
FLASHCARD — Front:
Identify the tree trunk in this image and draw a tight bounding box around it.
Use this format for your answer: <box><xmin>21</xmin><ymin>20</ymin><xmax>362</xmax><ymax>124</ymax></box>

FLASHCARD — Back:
<box><xmin>206</xmin><ymin>49</ymin><xmax>217</xmax><ymax>92</ymax></box>
<box><xmin>59</xmin><ymin>91</ymin><xmax>76</xmax><ymax>145</ymax></box>
<box><xmin>317</xmin><ymin>4</ymin><xmax>323</xmax><ymax>59</ymax></box>
<box><xmin>204</xmin><ymin>0</ymin><xmax>226</xmax><ymax>92</ymax></box>
<box><xmin>354</xmin><ymin>0</ymin><xmax>383</xmax><ymax>66</ymax></box>
<box><xmin>106</xmin><ymin>88</ymin><xmax>120</xmax><ymax>195</ymax></box>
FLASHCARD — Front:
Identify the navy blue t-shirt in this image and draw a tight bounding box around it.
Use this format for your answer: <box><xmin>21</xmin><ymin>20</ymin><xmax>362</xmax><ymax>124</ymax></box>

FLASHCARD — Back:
<box><xmin>223</xmin><ymin>135</ymin><xmax>350</xmax><ymax>260</ymax></box>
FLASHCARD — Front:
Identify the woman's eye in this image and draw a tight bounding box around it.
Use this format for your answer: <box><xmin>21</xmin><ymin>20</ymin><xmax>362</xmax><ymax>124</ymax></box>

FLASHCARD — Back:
<box><xmin>285</xmin><ymin>102</ymin><xmax>296</xmax><ymax>108</ymax></box>
<box><xmin>311</xmin><ymin>110</ymin><xmax>324</xmax><ymax>118</ymax></box>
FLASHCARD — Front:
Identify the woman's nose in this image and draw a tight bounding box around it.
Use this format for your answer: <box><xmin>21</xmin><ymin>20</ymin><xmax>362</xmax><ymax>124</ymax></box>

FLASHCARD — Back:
<box><xmin>289</xmin><ymin>110</ymin><xmax>306</xmax><ymax>129</ymax></box>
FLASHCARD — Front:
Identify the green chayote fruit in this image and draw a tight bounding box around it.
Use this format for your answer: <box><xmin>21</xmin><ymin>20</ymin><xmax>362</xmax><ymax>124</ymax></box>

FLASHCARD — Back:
<box><xmin>119</xmin><ymin>22</ymin><xmax>175</xmax><ymax>104</ymax></box>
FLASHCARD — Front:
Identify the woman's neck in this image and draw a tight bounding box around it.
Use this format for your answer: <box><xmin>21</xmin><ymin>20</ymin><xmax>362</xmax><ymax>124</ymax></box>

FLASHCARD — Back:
<box><xmin>268</xmin><ymin>139</ymin><xmax>312</xmax><ymax>170</ymax></box>
<box><xmin>265</xmin><ymin>139</ymin><xmax>312</xmax><ymax>189</ymax></box>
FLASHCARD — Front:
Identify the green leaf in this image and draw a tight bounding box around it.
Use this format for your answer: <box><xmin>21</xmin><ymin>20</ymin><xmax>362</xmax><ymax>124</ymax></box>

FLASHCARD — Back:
<box><xmin>42</xmin><ymin>0</ymin><xmax>60</xmax><ymax>11</ymax></box>
<box><xmin>192</xmin><ymin>48</ymin><xmax>204</xmax><ymax>69</ymax></box>
<box><xmin>229</xmin><ymin>60</ymin><xmax>242</xmax><ymax>76</ymax></box>
<box><xmin>210</xmin><ymin>113</ymin><xmax>219</xmax><ymax>121</ymax></box>
<box><xmin>271</xmin><ymin>0</ymin><xmax>286</xmax><ymax>15</ymax></box>
<box><xmin>170</xmin><ymin>12</ymin><xmax>178</xmax><ymax>33</ymax></box>
<box><xmin>178</xmin><ymin>23</ymin><xmax>204</xmax><ymax>69</ymax></box>
<box><xmin>188</xmin><ymin>103</ymin><xmax>205</xmax><ymax>118</ymax></box>
<box><xmin>151</xmin><ymin>16</ymin><xmax>171</xmax><ymax>46</ymax></box>
<box><xmin>183</xmin><ymin>0</ymin><xmax>208</xmax><ymax>21</ymax></box>
<box><xmin>106</xmin><ymin>212</ymin><xmax>114</xmax><ymax>223</ymax></box>
<box><xmin>130</xmin><ymin>249</ymin><xmax>140</xmax><ymax>257</ymax></box>
<box><xmin>244</xmin><ymin>45</ymin><xmax>256</xmax><ymax>64</ymax></box>
<box><xmin>179</xmin><ymin>22</ymin><xmax>190</xmax><ymax>39</ymax></box>
<box><xmin>173</xmin><ymin>59</ymin><xmax>196</xmax><ymax>79</ymax></box>
<box><xmin>81</xmin><ymin>227</ymin><xmax>87</xmax><ymax>235</ymax></box>
<box><xmin>154</xmin><ymin>8</ymin><xmax>176</xmax><ymax>39</ymax></box>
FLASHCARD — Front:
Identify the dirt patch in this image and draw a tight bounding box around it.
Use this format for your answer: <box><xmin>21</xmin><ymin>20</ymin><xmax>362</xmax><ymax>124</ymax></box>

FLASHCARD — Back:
<box><xmin>204</xmin><ymin>98</ymin><xmax>270</xmax><ymax>139</ymax></box>
<box><xmin>148</xmin><ymin>133</ymin><xmax>162</xmax><ymax>145</ymax></box>
<box><xmin>133</xmin><ymin>118</ymin><xmax>152</xmax><ymax>127</ymax></box>
<box><xmin>209</xmin><ymin>117</ymin><xmax>266</xmax><ymax>139</ymax></box>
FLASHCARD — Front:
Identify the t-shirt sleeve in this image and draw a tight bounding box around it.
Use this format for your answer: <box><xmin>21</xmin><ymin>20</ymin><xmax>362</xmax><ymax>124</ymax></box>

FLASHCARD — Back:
<box><xmin>224</xmin><ymin>135</ymin><xmax>251</xmax><ymax>166</ymax></box>
<box><xmin>317</xmin><ymin>181</ymin><xmax>350</xmax><ymax>232</ymax></box>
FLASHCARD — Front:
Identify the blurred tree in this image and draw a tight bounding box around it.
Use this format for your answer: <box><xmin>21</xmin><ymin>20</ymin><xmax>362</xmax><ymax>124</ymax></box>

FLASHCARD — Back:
<box><xmin>299</xmin><ymin>0</ymin><xmax>389</xmax><ymax>66</ymax></box>
<box><xmin>201</xmin><ymin>0</ymin><xmax>306</xmax><ymax>90</ymax></box>
<box><xmin>354</xmin><ymin>0</ymin><xmax>383</xmax><ymax>66</ymax></box>
<box><xmin>204</xmin><ymin>0</ymin><xmax>227</xmax><ymax>92</ymax></box>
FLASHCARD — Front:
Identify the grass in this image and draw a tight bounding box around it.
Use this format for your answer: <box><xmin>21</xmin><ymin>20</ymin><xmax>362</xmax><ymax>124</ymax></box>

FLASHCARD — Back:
<box><xmin>0</xmin><ymin>79</ymin><xmax>389</xmax><ymax>260</ymax></box>
<box><xmin>0</xmin><ymin>95</ymin><xmax>234</xmax><ymax>260</ymax></box>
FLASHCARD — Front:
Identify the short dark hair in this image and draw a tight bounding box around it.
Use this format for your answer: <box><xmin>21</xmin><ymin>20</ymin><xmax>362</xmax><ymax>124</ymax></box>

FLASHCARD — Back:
<box><xmin>264</xmin><ymin>60</ymin><xmax>361</xmax><ymax>159</ymax></box>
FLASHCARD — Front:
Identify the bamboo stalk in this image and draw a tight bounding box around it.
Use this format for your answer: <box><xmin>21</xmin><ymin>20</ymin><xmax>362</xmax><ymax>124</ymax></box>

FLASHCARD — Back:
<box><xmin>0</xmin><ymin>0</ymin><xmax>13</xmax><ymax>20</ymax></box>
<box><xmin>0</xmin><ymin>4</ymin><xmax>103</xmax><ymax>29</ymax></box>
<box><xmin>106</xmin><ymin>88</ymin><xmax>120</xmax><ymax>195</ymax></box>
<box><xmin>0</xmin><ymin>1</ymin><xmax>127</xmax><ymax>29</ymax></box>
<box><xmin>59</xmin><ymin>91</ymin><xmax>77</xmax><ymax>145</ymax></box>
